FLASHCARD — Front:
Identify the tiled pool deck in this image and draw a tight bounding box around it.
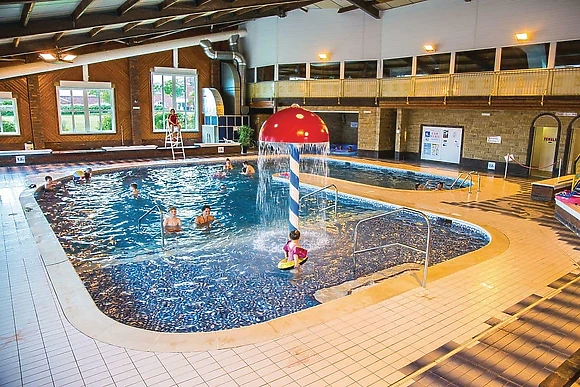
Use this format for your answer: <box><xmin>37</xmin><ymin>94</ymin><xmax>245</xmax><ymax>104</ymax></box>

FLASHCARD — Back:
<box><xmin>1</xmin><ymin>156</ymin><xmax>579</xmax><ymax>386</ymax></box>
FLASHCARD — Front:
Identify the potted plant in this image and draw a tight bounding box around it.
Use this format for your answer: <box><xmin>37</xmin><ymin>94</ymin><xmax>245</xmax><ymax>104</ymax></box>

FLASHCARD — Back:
<box><xmin>237</xmin><ymin>125</ymin><xmax>254</xmax><ymax>154</ymax></box>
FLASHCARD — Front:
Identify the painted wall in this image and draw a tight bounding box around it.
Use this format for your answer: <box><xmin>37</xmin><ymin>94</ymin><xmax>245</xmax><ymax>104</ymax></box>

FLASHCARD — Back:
<box><xmin>242</xmin><ymin>0</ymin><xmax>580</xmax><ymax>67</ymax></box>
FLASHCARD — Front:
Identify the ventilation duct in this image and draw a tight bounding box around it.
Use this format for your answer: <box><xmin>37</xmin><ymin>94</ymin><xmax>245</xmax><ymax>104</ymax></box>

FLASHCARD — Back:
<box><xmin>0</xmin><ymin>30</ymin><xmax>247</xmax><ymax>80</ymax></box>
<box><xmin>200</xmin><ymin>36</ymin><xmax>247</xmax><ymax>115</ymax></box>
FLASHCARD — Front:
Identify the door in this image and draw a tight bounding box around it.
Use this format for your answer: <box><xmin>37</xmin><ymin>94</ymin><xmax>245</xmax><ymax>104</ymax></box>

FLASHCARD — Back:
<box><xmin>530</xmin><ymin>126</ymin><xmax>558</xmax><ymax>178</ymax></box>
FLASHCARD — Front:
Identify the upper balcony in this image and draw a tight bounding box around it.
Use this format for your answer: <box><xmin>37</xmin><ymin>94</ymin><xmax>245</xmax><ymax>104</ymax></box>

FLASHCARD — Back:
<box><xmin>247</xmin><ymin>67</ymin><xmax>580</xmax><ymax>106</ymax></box>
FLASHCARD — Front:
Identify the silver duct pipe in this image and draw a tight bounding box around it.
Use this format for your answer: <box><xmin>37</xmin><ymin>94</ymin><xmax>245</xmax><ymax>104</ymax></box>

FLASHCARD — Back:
<box><xmin>0</xmin><ymin>30</ymin><xmax>247</xmax><ymax>80</ymax></box>
<box><xmin>200</xmin><ymin>36</ymin><xmax>247</xmax><ymax>114</ymax></box>
<box><xmin>228</xmin><ymin>34</ymin><xmax>246</xmax><ymax>114</ymax></box>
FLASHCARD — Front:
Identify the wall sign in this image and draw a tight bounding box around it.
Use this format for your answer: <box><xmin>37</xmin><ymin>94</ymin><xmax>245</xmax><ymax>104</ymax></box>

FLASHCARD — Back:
<box><xmin>420</xmin><ymin>125</ymin><xmax>463</xmax><ymax>164</ymax></box>
<box><xmin>487</xmin><ymin>136</ymin><xmax>501</xmax><ymax>144</ymax></box>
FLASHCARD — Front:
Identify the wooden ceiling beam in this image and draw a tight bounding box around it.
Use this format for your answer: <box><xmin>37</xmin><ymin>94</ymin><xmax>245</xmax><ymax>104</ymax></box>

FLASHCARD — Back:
<box><xmin>122</xmin><ymin>21</ymin><xmax>141</xmax><ymax>32</ymax></box>
<box><xmin>89</xmin><ymin>27</ymin><xmax>105</xmax><ymax>37</ymax></box>
<box><xmin>20</xmin><ymin>2</ymin><xmax>35</xmax><ymax>27</ymax></box>
<box><xmin>0</xmin><ymin>0</ymin><xmax>309</xmax><ymax>40</ymax></box>
<box><xmin>117</xmin><ymin>0</ymin><xmax>142</xmax><ymax>16</ymax></box>
<box><xmin>72</xmin><ymin>0</ymin><xmax>97</xmax><ymax>21</ymax></box>
<box><xmin>345</xmin><ymin>0</ymin><xmax>380</xmax><ymax>19</ymax></box>
<box><xmin>153</xmin><ymin>16</ymin><xmax>175</xmax><ymax>28</ymax></box>
<box><xmin>158</xmin><ymin>0</ymin><xmax>183</xmax><ymax>11</ymax></box>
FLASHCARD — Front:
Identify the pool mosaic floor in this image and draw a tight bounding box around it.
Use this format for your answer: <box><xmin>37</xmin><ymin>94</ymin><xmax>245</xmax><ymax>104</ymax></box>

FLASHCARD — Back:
<box><xmin>1</xmin><ymin>157</ymin><xmax>579</xmax><ymax>386</ymax></box>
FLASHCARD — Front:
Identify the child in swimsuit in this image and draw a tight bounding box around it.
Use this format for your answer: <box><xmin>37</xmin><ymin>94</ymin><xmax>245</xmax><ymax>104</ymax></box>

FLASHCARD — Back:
<box><xmin>283</xmin><ymin>229</ymin><xmax>308</xmax><ymax>269</ymax></box>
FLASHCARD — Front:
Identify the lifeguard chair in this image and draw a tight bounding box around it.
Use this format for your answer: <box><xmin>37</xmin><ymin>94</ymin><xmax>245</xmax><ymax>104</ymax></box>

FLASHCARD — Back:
<box><xmin>164</xmin><ymin>117</ymin><xmax>185</xmax><ymax>160</ymax></box>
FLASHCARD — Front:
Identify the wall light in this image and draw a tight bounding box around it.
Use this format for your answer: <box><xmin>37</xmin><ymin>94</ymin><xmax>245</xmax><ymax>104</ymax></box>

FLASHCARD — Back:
<box><xmin>318</xmin><ymin>53</ymin><xmax>329</xmax><ymax>61</ymax></box>
<box><xmin>423</xmin><ymin>44</ymin><xmax>436</xmax><ymax>53</ymax></box>
<box><xmin>515</xmin><ymin>32</ymin><xmax>529</xmax><ymax>42</ymax></box>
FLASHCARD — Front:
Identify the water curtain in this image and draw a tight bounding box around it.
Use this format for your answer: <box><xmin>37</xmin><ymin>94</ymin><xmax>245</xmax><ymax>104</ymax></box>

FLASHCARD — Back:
<box><xmin>258</xmin><ymin>105</ymin><xmax>330</xmax><ymax>231</ymax></box>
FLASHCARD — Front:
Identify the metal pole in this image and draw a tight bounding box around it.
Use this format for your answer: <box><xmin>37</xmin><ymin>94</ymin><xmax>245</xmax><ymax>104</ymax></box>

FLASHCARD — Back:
<box><xmin>504</xmin><ymin>154</ymin><xmax>509</xmax><ymax>180</ymax></box>
<box><xmin>289</xmin><ymin>144</ymin><xmax>300</xmax><ymax>231</ymax></box>
<box><xmin>558</xmin><ymin>158</ymin><xmax>562</xmax><ymax>178</ymax></box>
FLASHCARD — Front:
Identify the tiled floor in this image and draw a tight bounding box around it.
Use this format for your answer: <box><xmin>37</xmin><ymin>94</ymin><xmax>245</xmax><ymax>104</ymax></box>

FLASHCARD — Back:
<box><xmin>1</xmin><ymin>157</ymin><xmax>579</xmax><ymax>387</ymax></box>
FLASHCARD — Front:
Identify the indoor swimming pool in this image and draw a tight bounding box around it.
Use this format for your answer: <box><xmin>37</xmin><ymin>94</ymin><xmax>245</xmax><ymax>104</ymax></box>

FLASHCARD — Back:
<box><xmin>309</xmin><ymin>159</ymin><xmax>469</xmax><ymax>190</ymax></box>
<box><xmin>35</xmin><ymin>162</ymin><xmax>489</xmax><ymax>333</ymax></box>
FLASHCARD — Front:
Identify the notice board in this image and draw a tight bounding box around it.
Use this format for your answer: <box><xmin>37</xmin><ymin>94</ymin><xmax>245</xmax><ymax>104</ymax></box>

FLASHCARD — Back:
<box><xmin>420</xmin><ymin>125</ymin><xmax>463</xmax><ymax>164</ymax></box>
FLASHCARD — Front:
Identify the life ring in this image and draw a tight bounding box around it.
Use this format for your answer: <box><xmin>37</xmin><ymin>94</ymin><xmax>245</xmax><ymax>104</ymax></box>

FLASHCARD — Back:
<box><xmin>278</xmin><ymin>256</ymin><xmax>308</xmax><ymax>270</ymax></box>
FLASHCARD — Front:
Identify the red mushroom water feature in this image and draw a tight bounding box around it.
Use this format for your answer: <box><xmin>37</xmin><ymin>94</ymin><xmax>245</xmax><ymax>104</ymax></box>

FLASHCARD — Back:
<box><xmin>259</xmin><ymin>105</ymin><xmax>329</xmax><ymax>231</ymax></box>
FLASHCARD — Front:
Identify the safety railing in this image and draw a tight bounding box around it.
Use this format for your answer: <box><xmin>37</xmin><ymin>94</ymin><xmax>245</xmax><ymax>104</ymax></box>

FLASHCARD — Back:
<box><xmin>300</xmin><ymin>184</ymin><xmax>338</xmax><ymax>221</ymax></box>
<box><xmin>247</xmin><ymin>67</ymin><xmax>580</xmax><ymax>101</ymax></box>
<box><xmin>450</xmin><ymin>171</ymin><xmax>481</xmax><ymax>193</ymax></box>
<box><xmin>352</xmin><ymin>207</ymin><xmax>431</xmax><ymax>288</ymax></box>
<box><xmin>138</xmin><ymin>204</ymin><xmax>165</xmax><ymax>248</ymax></box>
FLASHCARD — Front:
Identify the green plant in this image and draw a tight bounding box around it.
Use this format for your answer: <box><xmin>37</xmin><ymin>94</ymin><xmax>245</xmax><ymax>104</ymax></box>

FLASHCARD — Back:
<box><xmin>237</xmin><ymin>125</ymin><xmax>254</xmax><ymax>147</ymax></box>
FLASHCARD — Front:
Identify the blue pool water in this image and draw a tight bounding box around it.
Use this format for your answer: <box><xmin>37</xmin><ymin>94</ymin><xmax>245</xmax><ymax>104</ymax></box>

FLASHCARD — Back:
<box><xmin>312</xmin><ymin>159</ymin><xmax>468</xmax><ymax>190</ymax></box>
<box><xmin>36</xmin><ymin>162</ymin><xmax>489</xmax><ymax>333</ymax></box>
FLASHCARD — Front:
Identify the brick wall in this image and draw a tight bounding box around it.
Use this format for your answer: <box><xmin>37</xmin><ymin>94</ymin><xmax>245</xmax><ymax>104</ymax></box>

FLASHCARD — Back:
<box><xmin>404</xmin><ymin>109</ymin><xmax>576</xmax><ymax>165</ymax></box>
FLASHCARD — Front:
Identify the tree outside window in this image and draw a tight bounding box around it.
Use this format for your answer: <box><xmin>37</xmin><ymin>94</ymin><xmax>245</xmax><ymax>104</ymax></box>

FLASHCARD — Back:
<box><xmin>151</xmin><ymin>70</ymin><xmax>198</xmax><ymax>133</ymax></box>
<box><xmin>0</xmin><ymin>98</ymin><xmax>20</xmax><ymax>134</ymax></box>
<box><xmin>57</xmin><ymin>87</ymin><xmax>115</xmax><ymax>133</ymax></box>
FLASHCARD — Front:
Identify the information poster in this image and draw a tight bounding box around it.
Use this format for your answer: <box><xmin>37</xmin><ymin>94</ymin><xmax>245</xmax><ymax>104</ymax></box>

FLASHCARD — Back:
<box><xmin>421</xmin><ymin>125</ymin><xmax>463</xmax><ymax>164</ymax></box>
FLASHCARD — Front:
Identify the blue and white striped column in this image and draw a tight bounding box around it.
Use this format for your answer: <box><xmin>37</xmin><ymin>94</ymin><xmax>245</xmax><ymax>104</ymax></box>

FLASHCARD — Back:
<box><xmin>288</xmin><ymin>144</ymin><xmax>300</xmax><ymax>231</ymax></box>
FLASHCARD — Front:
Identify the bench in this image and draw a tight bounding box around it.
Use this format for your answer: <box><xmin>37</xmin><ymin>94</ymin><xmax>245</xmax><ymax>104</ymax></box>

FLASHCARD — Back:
<box><xmin>531</xmin><ymin>175</ymin><xmax>574</xmax><ymax>202</ymax></box>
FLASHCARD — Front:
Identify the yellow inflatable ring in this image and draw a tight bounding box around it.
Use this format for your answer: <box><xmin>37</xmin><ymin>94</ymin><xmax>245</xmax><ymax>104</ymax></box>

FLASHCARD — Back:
<box><xmin>278</xmin><ymin>256</ymin><xmax>308</xmax><ymax>270</ymax></box>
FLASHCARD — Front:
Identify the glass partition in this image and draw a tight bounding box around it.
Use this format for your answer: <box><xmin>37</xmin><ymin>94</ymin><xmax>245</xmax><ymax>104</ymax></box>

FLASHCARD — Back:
<box><xmin>257</xmin><ymin>65</ymin><xmax>275</xmax><ymax>82</ymax></box>
<box><xmin>310</xmin><ymin>62</ymin><xmax>340</xmax><ymax>79</ymax></box>
<box><xmin>500</xmin><ymin>43</ymin><xmax>549</xmax><ymax>70</ymax></box>
<box><xmin>344</xmin><ymin>60</ymin><xmax>377</xmax><ymax>79</ymax></box>
<box><xmin>555</xmin><ymin>39</ymin><xmax>580</xmax><ymax>68</ymax></box>
<box><xmin>455</xmin><ymin>48</ymin><xmax>495</xmax><ymax>73</ymax></box>
<box><xmin>416</xmin><ymin>53</ymin><xmax>451</xmax><ymax>75</ymax></box>
<box><xmin>278</xmin><ymin>63</ymin><xmax>307</xmax><ymax>80</ymax></box>
<box><xmin>383</xmin><ymin>57</ymin><xmax>413</xmax><ymax>78</ymax></box>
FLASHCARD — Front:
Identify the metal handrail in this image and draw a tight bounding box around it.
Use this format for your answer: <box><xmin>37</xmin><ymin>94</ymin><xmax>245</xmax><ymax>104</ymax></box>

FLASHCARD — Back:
<box><xmin>450</xmin><ymin>171</ymin><xmax>481</xmax><ymax>193</ymax></box>
<box><xmin>138</xmin><ymin>204</ymin><xmax>165</xmax><ymax>248</ymax></box>
<box><xmin>352</xmin><ymin>207</ymin><xmax>431</xmax><ymax>288</ymax></box>
<box><xmin>300</xmin><ymin>184</ymin><xmax>338</xmax><ymax>221</ymax></box>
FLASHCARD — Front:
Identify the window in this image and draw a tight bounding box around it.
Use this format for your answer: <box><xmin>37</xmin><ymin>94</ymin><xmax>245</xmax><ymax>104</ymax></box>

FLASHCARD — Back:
<box><xmin>416</xmin><ymin>53</ymin><xmax>451</xmax><ymax>75</ymax></box>
<box><xmin>310</xmin><ymin>62</ymin><xmax>340</xmax><ymax>80</ymax></box>
<box><xmin>500</xmin><ymin>43</ymin><xmax>549</xmax><ymax>70</ymax></box>
<box><xmin>383</xmin><ymin>57</ymin><xmax>412</xmax><ymax>78</ymax></box>
<box><xmin>57</xmin><ymin>82</ymin><xmax>115</xmax><ymax>134</ymax></box>
<box><xmin>278</xmin><ymin>63</ymin><xmax>306</xmax><ymax>80</ymax></box>
<box><xmin>246</xmin><ymin>68</ymin><xmax>256</xmax><ymax>83</ymax></box>
<box><xmin>455</xmin><ymin>48</ymin><xmax>496</xmax><ymax>73</ymax></box>
<box><xmin>0</xmin><ymin>95</ymin><xmax>20</xmax><ymax>135</ymax></box>
<box><xmin>555</xmin><ymin>39</ymin><xmax>580</xmax><ymax>68</ymax></box>
<box><xmin>344</xmin><ymin>60</ymin><xmax>377</xmax><ymax>79</ymax></box>
<box><xmin>256</xmin><ymin>65</ymin><xmax>274</xmax><ymax>82</ymax></box>
<box><xmin>151</xmin><ymin>68</ymin><xmax>198</xmax><ymax>133</ymax></box>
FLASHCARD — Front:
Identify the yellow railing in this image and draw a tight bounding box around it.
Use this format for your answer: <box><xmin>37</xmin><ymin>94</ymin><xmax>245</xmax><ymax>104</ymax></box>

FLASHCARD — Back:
<box><xmin>248</xmin><ymin>67</ymin><xmax>580</xmax><ymax>100</ymax></box>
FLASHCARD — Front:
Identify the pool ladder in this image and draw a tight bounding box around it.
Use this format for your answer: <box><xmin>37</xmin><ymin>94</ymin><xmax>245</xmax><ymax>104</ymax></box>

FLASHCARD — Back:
<box><xmin>299</xmin><ymin>184</ymin><xmax>338</xmax><ymax>221</ymax></box>
<box><xmin>138</xmin><ymin>204</ymin><xmax>165</xmax><ymax>248</ymax></box>
<box><xmin>450</xmin><ymin>171</ymin><xmax>481</xmax><ymax>193</ymax></box>
<box><xmin>352</xmin><ymin>207</ymin><xmax>432</xmax><ymax>288</ymax></box>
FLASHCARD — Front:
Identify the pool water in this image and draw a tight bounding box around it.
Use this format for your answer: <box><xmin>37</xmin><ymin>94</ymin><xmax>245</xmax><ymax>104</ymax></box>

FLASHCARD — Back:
<box><xmin>36</xmin><ymin>162</ymin><xmax>489</xmax><ymax>333</ymax></box>
<box><xmin>310</xmin><ymin>159</ymin><xmax>468</xmax><ymax>190</ymax></box>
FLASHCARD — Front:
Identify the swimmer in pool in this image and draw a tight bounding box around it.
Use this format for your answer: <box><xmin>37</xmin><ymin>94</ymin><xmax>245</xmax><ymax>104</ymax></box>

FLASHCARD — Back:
<box><xmin>241</xmin><ymin>161</ymin><xmax>255</xmax><ymax>176</ymax></box>
<box><xmin>44</xmin><ymin>175</ymin><xmax>57</xmax><ymax>191</ymax></box>
<box><xmin>194</xmin><ymin>205</ymin><xmax>218</xmax><ymax>228</ymax></box>
<box><xmin>283</xmin><ymin>229</ymin><xmax>308</xmax><ymax>269</ymax></box>
<box><xmin>130</xmin><ymin>183</ymin><xmax>139</xmax><ymax>197</ymax></box>
<box><xmin>223</xmin><ymin>158</ymin><xmax>234</xmax><ymax>171</ymax></box>
<box><xmin>163</xmin><ymin>206</ymin><xmax>182</xmax><ymax>232</ymax></box>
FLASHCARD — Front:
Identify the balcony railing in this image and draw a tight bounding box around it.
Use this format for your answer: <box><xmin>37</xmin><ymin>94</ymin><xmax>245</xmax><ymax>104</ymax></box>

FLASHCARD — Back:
<box><xmin>247</xmin><ymin>67</ymin><xmax>580</xmax><ymax>100</ymax></box>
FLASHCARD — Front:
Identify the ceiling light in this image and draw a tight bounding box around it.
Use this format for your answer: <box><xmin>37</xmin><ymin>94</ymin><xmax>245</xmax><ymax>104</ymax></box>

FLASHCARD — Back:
<box><xmin>423</xmin><ymin>44</ymin><xmax>436</xmax><ymax>53</ymax></box>
<box><xmin>39</xmin><ymin>50</ymin><xmax>76</xmax><ymax>64</ymax></box>
<box><xmin>39</xmin><ymin>53</ymin><xmax>56</xmax><ymax>61</ymax></box>
<box><xmin>515</xmin><ymin>33</ymin><xmax>529</xmax><ymax>42</ymax></box>
<box><xmin>318</xmin><ymin>53</ymin><xmax>329</xmax><ymax>61</ymax></box>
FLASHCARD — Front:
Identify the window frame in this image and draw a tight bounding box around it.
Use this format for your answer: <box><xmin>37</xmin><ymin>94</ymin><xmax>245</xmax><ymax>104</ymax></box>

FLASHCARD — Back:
<box><xmin>56</xmin><ymin>81</ymin><xmax>116</xmax><ymax>135</ymax></box>
<box><xmin>0</xmin><ymin>93</ymin><xmax>20</xmax><ymax>135</ymax></box>
<box><xmin>151</xmin><ymin>67</ymin><xmax>199</xmax><ymax>134</ymax></box>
